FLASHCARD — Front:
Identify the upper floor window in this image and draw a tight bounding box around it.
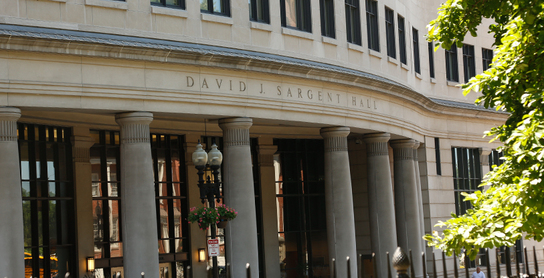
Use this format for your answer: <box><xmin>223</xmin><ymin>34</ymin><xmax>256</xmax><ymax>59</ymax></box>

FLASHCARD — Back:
<box><xmin>413</xmin><ymin>28</ymin><xmax>421</xmax><ymax>74</ymax></box>
<box><xmin>385</xmin><ymin>7</ymin><xmax>395</xmax><ymax>58</ymax></box>
<box><xmin>445</xmin><ymin>45</ymin><xmax>459</xmax><ymax>82</ymax></box>
<box><xmin>365</xmin><ymin>0</ymin><xmax>379</xmax><ymax>51</ymax></box>
<box><xmin>482</xmin><ymin>48</ymin><xmax>493</xmax><ymax>71</ymax></box>
<box><xmin>428</xmin><ymin>41</ymin><xmax>435</xmax><ymax>78</ymax></box>
<box><xmin>320</xmin><ymin>0</ymin><xmax>335</xmax><ymax>38</ymax></box>
<box><xmin>281</xmin><ymin>0</ymin><xmax>312</xmax><ymax>32</ymax></box>
<box><xmin>151</xmin><ymin>0</ymin><xmax>185</xmax><ymax>9</ymax></box>
<box><xmin>398</xmin><ymin>15</ymin><xmax>406</xmax><ymax>64</ymax></box>
<box><xmin>249</xmin><ymin>0</ymin><xmax>269</xmax><ymax>23</ymax></box>
<box><xmin>201</xmin><ymin>0</ymin><xmax>230</xmax><ymax>16</ymax></box>
<box><xmin>451</xmin><ymin>147</ymin><xmax>481</xmax><ymax>216</ymax></box>
<box><xmin>463</xmin><ymin>44</ymin><xmax>476</xmax><ymax>82</ymax></box>
<box><xmin>345</xmin><ymin>0</ymin><xmax>361</xmax><ymax>45</ymax></box>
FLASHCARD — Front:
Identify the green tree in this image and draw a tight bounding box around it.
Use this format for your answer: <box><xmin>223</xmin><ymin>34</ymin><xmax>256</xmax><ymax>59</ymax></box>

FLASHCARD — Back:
<box><xmin>424</xmin><ymin>0</ymin><xmax>544</xmax><ymax>258</ymax></box>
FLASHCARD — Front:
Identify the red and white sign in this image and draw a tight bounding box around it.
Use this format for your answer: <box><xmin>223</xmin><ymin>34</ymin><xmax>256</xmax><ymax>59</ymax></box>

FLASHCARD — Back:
<box><xmin>207</xmin><ymin>239</ymin><xmax>219</xmax><ymax>257</ymax></box>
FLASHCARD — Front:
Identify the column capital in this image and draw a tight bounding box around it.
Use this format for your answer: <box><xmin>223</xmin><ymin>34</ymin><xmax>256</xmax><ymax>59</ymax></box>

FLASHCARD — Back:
<box><xmin>321</xmin><ymin>127</ymin><xmax>350</xmax><ymax>152</ymax></box>
<box><xmin>219</xmin><ymin>117</ymin><xmax>252</xmax><ymax>147</ymax></box>
<box><xmin>363</xmin><ymin>133</ymin><xmax>390</xmax><ymax>157</ymax></box>
<box><xmin>480</xmin><ymin>147</ymin><xmax>492</xmax><ymax>166</ymax></box>
<box><xmin>413</xmin><ymin>141</ymin><xmax>421</xmax><ymax>161</ymax></box>
<box><xmin>391</xmin><ymin>139</ymin><xmax>416</xmax><ymax>160</ymax></box>
<box><xmin>0</xmin><ymin>107</ymin><xmax>21</xmax><ymax>142</ymax></box>
<box><xmin>115</xmin><ymin>112</ymin><xmax>153</xmax><ymax>144</ymax></box>
<box><xmin>320</xmin><ymin>126</ymin><xmax>350</xmax><ymax>138</ymax></box>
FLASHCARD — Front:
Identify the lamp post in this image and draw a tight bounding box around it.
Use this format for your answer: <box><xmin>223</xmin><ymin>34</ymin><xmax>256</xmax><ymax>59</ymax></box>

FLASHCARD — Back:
<box><xmin>192</xmin><ymin>141</ymin><xmax>223</xmax><ymax>278</ymax></box>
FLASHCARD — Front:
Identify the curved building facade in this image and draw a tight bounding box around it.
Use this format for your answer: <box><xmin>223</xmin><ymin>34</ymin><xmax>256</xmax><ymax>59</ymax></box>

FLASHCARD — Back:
<box><xmin>0</xmin><ymin>0</ymin><xmax>508</xmax><ymax>277</ymax></box>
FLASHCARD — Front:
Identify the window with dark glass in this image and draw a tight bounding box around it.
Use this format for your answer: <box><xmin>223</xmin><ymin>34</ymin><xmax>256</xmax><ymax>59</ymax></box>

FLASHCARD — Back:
<box><xmin>345</xmin><ymin>0</ymin><xmax>361</xmax><ymax>45</ymax></box>
<box><xmin>385</xmin><ymin>7</ymin><xmax>395</xmax><ymax>58</ymax></box>
<box><xmin>281</xmin><ymin>0</ymin><xmax>312</xmax><ymax>32</ymax></box>
<box><xmin>445</xmin><ymin>45</ymin><xmax>459</xmax><ymax>82</ymax></box>
<box><xmin>151</xmin><ymin>0</ymin><xmax>184</xmax><ymax>9</ymax></box>
<box><xmin>275</xmin><ymin>139</ymin><xmax>328</xmax><ymax>278</ymax></box>
<box><xmin>482</xmin><ymin>48</ymin><xmax>493</xmax><ymax>71</ymax></box>
<box><xmin>413</xmin><ymin>28</ymin><xmax>421</xmax><ymax>74</ymax></box>
<box><xmin>320</xmin><ymin>0</ymin><xmax>335</xmax><ymax>38</ymax></box>
<box><xmin>428</xmin><ymin>41</ymin><xmax>435</xmax><ymax>78</ymax></box>
<box><xmin>201</xmin><ymin>0</ymin><xmax>230</xmax><ymax>16</ymax></box>
<box><xmin>152</xmin><ymin>134</ymin><xmax>190</xmax><ymax>278</ymax></box>
<box><xmin>463</xmin><ymin>44</ymin><xmax>476</xmax><ymax>83</ymax></box>
<box><xmin>398</xmin><ymin>15</ymin><xmax>406</xmax><ymax>64</ymax></box>
<box><xmin>249</xmin><ymin>0</ymin><xmax>269</xmax><ymax>23</ymax></box>
<box><xmin>365</xmin><ymin>0</ymin><xmax>379</xmax><ymax>51</ymax></box>
<box><xmin>451</xmin><ymin>147</ymin><xmax>481</xmax><ymax>216</ymax></box>
<box><xmin>20</xmin><ymin>123</ymin><xmax>75</xmax><ymax>278</ymax></box>
<box><xmin>90</xmin><ymin>130</ymin><xmax>123</xmax><ymax>277</ymax></box>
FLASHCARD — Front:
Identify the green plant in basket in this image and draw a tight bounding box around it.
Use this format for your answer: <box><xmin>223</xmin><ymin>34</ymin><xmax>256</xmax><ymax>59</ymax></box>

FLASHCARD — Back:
<box><xmin>188</xmin><ymin>205</ymin><xmax>237</xmax><ymax>230</ymax></box>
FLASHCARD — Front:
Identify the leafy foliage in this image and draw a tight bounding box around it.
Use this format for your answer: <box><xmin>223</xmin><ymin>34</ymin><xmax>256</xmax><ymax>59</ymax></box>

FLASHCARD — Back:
<box><xmin>188</xmin><ymin>204</ymin><xmax>238</xmax><ymax>230</ymax></box>
<box><xmin>424</xmin><ymin>0</ymin><xmax>544</xmax><ymax>259</ymax></box>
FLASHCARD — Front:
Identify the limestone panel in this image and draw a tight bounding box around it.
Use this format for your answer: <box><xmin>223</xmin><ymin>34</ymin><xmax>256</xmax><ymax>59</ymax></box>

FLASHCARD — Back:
<box><xmin>0</xmin><ymin>0</ymin><xmax>18</xmax><ymax>17</ymax></box>
<box><xmin>154</xmin><ymin>15</ymin><xmax>186</xmax><ymax>35</ymax></box>
<box><xmin>81</xmin><ymin>62</ymin><xmax>146</xmax><ymax>88</ymax></box>
<box><xmin>202</xmin><ymin>22</ymin><xmax>232</xmax><ymax>42</ymax></box>
<box><xmin>8</xmin><ymin>58</ymin><xmax>82</xmax><ymax>84</ymax></box>
<box><xmin>250</xmin><ymin>29</ymin><xmax>271</xmax><ymax>48</ymax></box>
<box><xmin>91</xmin><ymin>7</ymin><xmax>126</xmax><ymax>28</ymax></box>
<box><xmin>64</xmin><ymin>3</ymin><xmax>86</xmax><ymax>24</ymax></box>
<box><xmin>25</xmin><ymin>0</ymin><xmax>62</xmax><ymax>22</ymax></box>
<box><xmin>127</xmin><ymin>11</ymin><xmax>152</xmax><ymax>31</ymax></box>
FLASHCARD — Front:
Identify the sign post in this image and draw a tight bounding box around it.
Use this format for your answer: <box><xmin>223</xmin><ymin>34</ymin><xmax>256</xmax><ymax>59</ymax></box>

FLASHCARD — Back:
<box><xmin>208</xmin><ymin>239</ymin><xmax>219</xmax><ymax>257</ymax></box>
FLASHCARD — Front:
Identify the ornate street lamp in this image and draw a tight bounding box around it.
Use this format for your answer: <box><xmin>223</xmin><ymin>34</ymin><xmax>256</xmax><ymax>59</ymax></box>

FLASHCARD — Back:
<box><xmin>192</xmin><ymin>141</ymin><xmax>223</xmax><ymax>278</ymax></box>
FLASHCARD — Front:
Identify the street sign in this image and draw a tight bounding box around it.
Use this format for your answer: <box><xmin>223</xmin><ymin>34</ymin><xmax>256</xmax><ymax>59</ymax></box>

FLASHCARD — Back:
<box><xmin>207</xmin><ymin>239</ymin><xmax>219</xmax><ymax>257</ymax></box>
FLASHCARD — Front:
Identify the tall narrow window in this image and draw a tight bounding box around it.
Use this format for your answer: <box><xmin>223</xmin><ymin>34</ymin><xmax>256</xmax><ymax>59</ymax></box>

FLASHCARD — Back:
<box><xmin>482</xmin><ymin>48</ymin><xmax>493</xmax><ymax>71</ymax></box>
<box><xmin>20</xmin><ymin>124</ymin><xmax>75</xmax><ymax>278</ymax></box>
<box><xmin>151</xmin><ymin>134</ymin><xmax>190</xmax><ymax>277</ymax></box>
<box><xmin>200</xmin><ymin>0</ymin><xmax>230</xmax><ymax>16</ymax></box>
<box><xmin>320</xmin><ymin>0</ymin><xmax>335</xmax><ymax>38</ymax></box>
<box><xmin>428</xmin><ymin>41</ymin><xmax>435</xmax><ymax>78</ymax></box>
<box><xmin>281</xmin><ymin>0</ymin><xmax>312</xmax><ymax>32</ymax></box>
<box><xmin>463</xmin><ymin>44</ymin><xmax>476</xmax><ymax>82</ymax></box>
<box><xmin>275</xmin><ymin>139</ymin><xmax>328</xmax><ymax>278</ymax></box>
<box><xmin>151</xmin><ymin>0</ymin><xmax>184</xmax><ymax>9</ymax></box>
<box><xmin>385</xmin><ymin>7</ymin><xmax>395</xmax><ymax>58</ymax></box>
<box><xmin>249</xmin><ymin>0</ymin><xmax>269</xmax><ymax>23</ymax></box>
<box><xmin>345</xmin><ymin>0</ymin><xmax>361</xmax><ymax>45</ymax></box>
<box><xmin>90</xmin><ymin>130</ymin><xmax>123</xmax><ymax>277</ymax></box>
<box><xmin>365</xmin><ymin>0</ymin><xmax>379</xmax><ymax>51</ymax></box>
<box><xmin>451</xmin><ymin>147</ymin><xmax>481</xmax><ymax>216</ymax></box>
<box><xmin>398</xmin><ymin>15</ymin><xmax>406</xmax><ymax>64</ymax></box>
<box><xmin>445</xmin><ymin>45</ymin><xmax>459</xmax><ymax>82</ymax></box>
<box><xmin>435</xmin><ymin>137</ymin><xmax>441</xmax><ymax>175</ymax></box>
<box><xmin>413</xmin><ymin>28</ymin><xmax>421</xmax><ymax>74</ymax></box>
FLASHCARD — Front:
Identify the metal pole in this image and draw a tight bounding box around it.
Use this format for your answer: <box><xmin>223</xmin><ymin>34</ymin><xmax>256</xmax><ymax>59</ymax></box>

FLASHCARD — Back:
<box><xmin>453</xmin><ymin>251</ymin><xmax>458</xmax><ymax>278</ymax></box>
<box><xmin>373</xmin><ymin>253</ymin><xmax>378</xmax><ymax>278</ymax></box>
<box><xmin>506</xmin><ymin>246</ymin><xmax>512</xmax><ymax>277</ymax></box>
<box><xmin>496</xmin><ymin>248</ymin><xmax>501</xmax><ymax>278</ymax></box>
<box><xmin>410</xmin><ymin>250</ymin><xmax>416</xmax><ymax>278</ymax></box>
<box><xmin>443</xmin><ymin>251</ymin><xmax>448</xmax><ymax>278</ymax></box>
<box><xmin>525</xmin><ymin>247</ymin><xmax>531</xmax><ymax>277</ymax></box>
<box><xmin>464</xmin><ymin>250</ymin><xmax>469</xmax><ymax>278</ymax></box>
<box><xmin>187</xmin><ymin>266</ymin><xmax>192</xmax><ymax>278</ymax></box>
<box><xmin>515</xmin><ymin>245</ymin><xmax>521</xmax><ymax>278</ymax></box>
<box><xmin>387</xmin><ymin>252</ymin><xmax>392</xmax><ymax>278</ymax></box>
<box><xmin>348</xmin><ymin>256</ymin><xmax>352</xmax><ymax>278</ymax></box>
<box><xmin>358</xmin><ymin>254</ymin><xmax>363</xmax><ymax>278</ymax></box>
<box><xmin>433</xmin><ymin>251</ymin><xmax>438</xmax><ymax>278</ymax></box>
<box><xmin>533</xmin><ymin>246</ymin><xmax>539</xmax><ymax>275</ymax></box>
<box><xmin>246</xmin><ymin>263</ymin><xmax>251</xmax><ymax>278</ymax></box>
<box><xmin>486</xmin><ymin>248</ymin><xmax>491</xmax><ymax>278</ymax></box>
<box><xmin>423</xmin><ymin>252</ymin><xmax>427</xmax><ymax>278</ymax></box>
<box><xmin>332</xmin><ymin>258</ymin><xmax>337</xmax><ymax>278</ymax></box>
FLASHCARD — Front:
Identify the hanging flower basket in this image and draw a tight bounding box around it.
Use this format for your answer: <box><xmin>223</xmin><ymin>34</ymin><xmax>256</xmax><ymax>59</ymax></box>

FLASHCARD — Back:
<box><xmin>187</xmin><ymin>204</ymin><xmax>238</xmax><ymax>230</ymax></box>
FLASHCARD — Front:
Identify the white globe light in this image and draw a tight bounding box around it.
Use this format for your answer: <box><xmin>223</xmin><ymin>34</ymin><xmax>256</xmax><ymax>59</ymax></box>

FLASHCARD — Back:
<box><xmin>207</xmin><ymin>143</ymin><xmax>223</xmax><ymax>166</ymax></box>
<box><xmin>192</xmin><ymin>142</ymin><xmax>208</xmax><ymax>167</ymax></box>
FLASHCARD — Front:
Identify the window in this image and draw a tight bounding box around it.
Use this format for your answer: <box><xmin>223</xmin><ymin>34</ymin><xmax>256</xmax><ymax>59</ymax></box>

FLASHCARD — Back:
<box><xmin>275</xmin><ymin>139</ymin><xmax>328</xmax><ymax>278</ymax></box>
<box><xmin>365</xmin><ymin>0</ymin><xmax>379</xmax><ymax>51</ymax></box>
<box><xmin>482</xmin><ymin>48</ymin><xmax>493</xmax><ymax>71</ymax></box>
<box><xmin>428</xmin><ymin>41</ymin><xmax>435</xmax><ymax>78</ymax></box>
<box><xmin>151</xmin><ymin>0</ymin><xmax>184</xmax><ymax>9</ymax></box>
<box><xmin>152</xmin><ymin>134</ymin><xmax>190</xmax><ymax>277</ymax></box>
<box><xmin>201</xmin><ymin>0</ymin><xmax>230</xmax><ymax>16</ymax></box>
<box><xmin>413</xmin><ymin>28</ymin><xmax>421</xmax><ymax>74</ymax></box>
<box><xmin>320</xmin><ymin>0</ymin><xmax>335</xmax><ymax>38</ymax></box>
<box><xmin>435</xmin><ymin>138</ymin><xmax>441</xmax><ymax>175</ymax></box>
<box><xmin>249</xmin><ymin>0</ymin><xmax>269</xmax><ymax>23</ymax></box>
<box><xmin>90</xmin><ymin>130</ymin><xmax>123</xmax><ymax>277</ymax></box>
<box><xmin>281</xmin><ymin>0</ymin><xmax>312</xmax><ymax>32</ymax></box>
<box><xmin>463</xmin><ymin>44</ymin><xmax>476</xmax><ymax>82</ymax></box>
<box><xmin>345</xmin><ymin>0</ymin><xmax>361</xmax><ymax>45</ymax></box>
<box><xmin>451</xmin><ymin>147</ymin><xmax>481</xmax><ymax>216</ymax></box>
<box><xmin>445</xmin><ymin>45</ymin><xmax>459</xmax><ymax>82</ymax></box>
<box><xmin>385</xmin><ymin>7</ymin><xmax>395</xmax><ymax>58</ymax></box>
<box><xmin>20</xmin><ymin>124</ymin><xmax>75</xmax><ymax>278</ymax></box>
<box><xmin>398</xmin><ymin>15</ymin><xmax>406</xmax><ymax>64</ymax></box>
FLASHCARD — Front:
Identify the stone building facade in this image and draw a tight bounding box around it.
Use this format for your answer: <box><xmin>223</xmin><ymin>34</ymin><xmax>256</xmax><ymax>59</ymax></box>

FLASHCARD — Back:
<box><xmin>0</xmin><ymin>0</ymin><xmax>526</xmax><ymax>277</ymax></box>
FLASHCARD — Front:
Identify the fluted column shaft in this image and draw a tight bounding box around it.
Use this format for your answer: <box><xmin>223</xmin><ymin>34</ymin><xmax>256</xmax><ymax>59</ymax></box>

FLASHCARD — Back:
<box><xmin>219</xmin><ymin>118</ymin><xmax>259</xmax><ymax>278</ymax></box>
<box><xmin>0</xmin><ymin>107</ymin><xmax>24</xmax><ymax>278</ymax></box>
<box><xmin>363</xmin><ymin>133</ymin><xmax>398</xmax><ymax>278</ymax></box>
<box><xmin>391</xmin><ymin>139</ymin><xmax>423</xmax><ymax>278</ymax></box>
<box><xmin>413</xmin><ymin>142</ymin><xmax>426</xmax><ymax>252</ymax></box>
<box><xmin>115</xmin><ymin>112</ymin><xmax>159</xmax><ymax>278</ymax></box>
<box><xmin>321</xmin><ymin>127</ymin><xmax>358</xmax><ymax>278</ymax></box>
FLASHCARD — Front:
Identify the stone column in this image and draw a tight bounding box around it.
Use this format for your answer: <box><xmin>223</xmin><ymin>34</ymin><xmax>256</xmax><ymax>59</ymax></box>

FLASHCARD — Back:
<box><xmin>363</xmin><ymin>133</ymin><xmax>397</xmax><ymax>278</ymax></box>
<box><xmin>219</xmin><ymin>117</ymin><xmax>259</xmax><ymax>278</ymax></box>
<box><xmin>321</xmin><ymin>127</ymin><xmax>358</xmax><ymax>278</ymax></box>
<box><xmin>0</xmin><ymin>107</ymin><xmax>24</xmax><ymax>278</ymax></box>
<box><xmin>391</xmin><ymin>139</ymin><xmax>423</xmax><ymax>278</ymax></box>
<box><xmin>413</xmin><ymin>142</ymin><xmax>426</xmax><ymax>251</ymax></box>
<box><xmin>258</xmin><ymin>138</ymin><xmax>282</xmax><ymax>278</ymax></box>
<box><xmin>72</xmin><ymin>127</ymin><xmax>97</xmax><ymax>278</ymax></box>
<box><xmin>115</xmin><ymin>112</ymin><xmax>159</xmax><ymax>278</ymax></box>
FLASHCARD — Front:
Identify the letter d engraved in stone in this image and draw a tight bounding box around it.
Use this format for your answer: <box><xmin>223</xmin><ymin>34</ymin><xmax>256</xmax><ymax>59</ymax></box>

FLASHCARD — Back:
<box><xmin>187</xmin><ymin>76</ymin><xmax>194</xmax><ymax>87</ymax></box>
<box><xmin>240</xmin><ymin>81</ymin><xmax>246</xmax><ymax>91</ymax></box>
